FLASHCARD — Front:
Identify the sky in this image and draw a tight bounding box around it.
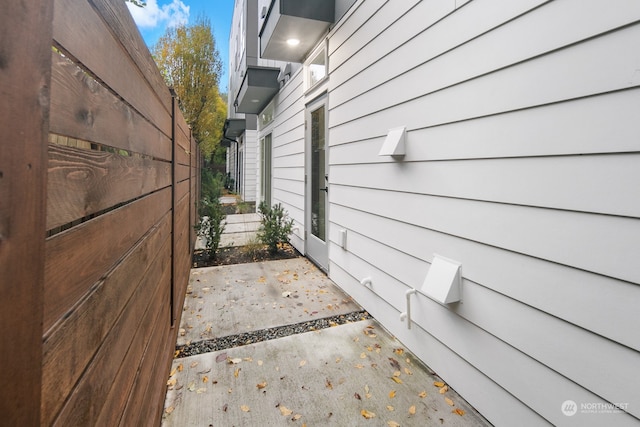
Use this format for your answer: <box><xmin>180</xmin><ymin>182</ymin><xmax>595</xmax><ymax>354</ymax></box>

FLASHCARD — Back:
<box><xmin>126</xmin><ymin>0</ymin><xmax>235</xmax><ymax>93</ymax></box>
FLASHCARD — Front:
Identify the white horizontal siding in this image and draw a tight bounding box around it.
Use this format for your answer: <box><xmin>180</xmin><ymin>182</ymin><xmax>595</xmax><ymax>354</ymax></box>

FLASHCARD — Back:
<box><xmin>325</xmin><ymin>0</ymin><xmax>640</xmax><ymax>425</ymax></box>
<box><xmin>328</xmin><ymin>89</ymin><xmax>640</xmax><ymax>157</ymax></box>
<box><xmin>271</xmin><ymin>71</ymin><xmax>306</xmax><ymax>254</ymax></box>
<box><xmin>331</xmin><ymin>154</ymin><xmax>640</xmax><ymax>217</ymax></box>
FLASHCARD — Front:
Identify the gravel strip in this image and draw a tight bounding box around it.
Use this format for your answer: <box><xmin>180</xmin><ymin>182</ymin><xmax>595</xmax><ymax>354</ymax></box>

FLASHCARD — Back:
<box><xmin>175</xmin><ymin>310</ymin><xmax>372</xmax><ymax>358</ymax></box>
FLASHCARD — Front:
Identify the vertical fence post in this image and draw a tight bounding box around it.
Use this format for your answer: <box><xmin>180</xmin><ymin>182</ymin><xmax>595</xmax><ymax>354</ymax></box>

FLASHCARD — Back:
<box><xmin>170</xmin><ymin>89</ymin><xmax>177</xmax><ymax>327</ymax></box>
<box><xmin>0</xmin><ymin>2</ymin><xmax>52</xmax><ymax>425</ymax></box>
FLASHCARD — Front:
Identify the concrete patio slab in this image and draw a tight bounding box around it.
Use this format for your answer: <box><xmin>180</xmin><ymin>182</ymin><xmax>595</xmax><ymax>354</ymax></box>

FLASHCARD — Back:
<box><xmin>196</xmin><ymin>213</ymin><xmax>262</xmax><ymax>249</ymax></box>
<box><xmin>162</xmin><ymin>319</ymin><xmax>490</xmax><ymax>427</ymax></box>
<box><xmin>178</xmin><ymin>258</ymin><xmax>362</xmax><ymax>346</ymax></box>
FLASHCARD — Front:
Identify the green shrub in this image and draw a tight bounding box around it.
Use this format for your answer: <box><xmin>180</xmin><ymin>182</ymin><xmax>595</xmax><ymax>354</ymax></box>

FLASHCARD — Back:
<box><xmin>201</xmin><ymin>168</ymin><xmax>224</xmax><ymax>201</ymax></box>
<box><xmin>195</xmin><ymin>197</ymin><xmax>226</xmax><ymax>259</ymax></box>
<box><xmin>257</xmin><ymin>202</ymin><xmax>293</xmax><ymax>254</ymax></box>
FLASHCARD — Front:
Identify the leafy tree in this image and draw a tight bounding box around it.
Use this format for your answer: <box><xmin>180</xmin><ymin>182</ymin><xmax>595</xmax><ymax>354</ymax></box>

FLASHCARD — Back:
<box><xmin>153</xmin><ymin>16</ymin><xmax>226</xmax><ymax>158</ymax></box>
<box><xmin>125</xmin><ymin>0</ymin><xmax>146</xmax><ymax>6</ymax></box>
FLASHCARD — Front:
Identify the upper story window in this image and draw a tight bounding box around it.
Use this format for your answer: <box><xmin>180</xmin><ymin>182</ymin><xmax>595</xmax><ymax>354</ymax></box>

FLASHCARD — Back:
<box><xmin>306</xmin><ymin>43</ymin><xmax>327</xmax><ymax>90</ymax></box>
<box><xmin>259</xmin><ymin>101</ymin><xmax>274</xmax><ymax>129</ymax></box>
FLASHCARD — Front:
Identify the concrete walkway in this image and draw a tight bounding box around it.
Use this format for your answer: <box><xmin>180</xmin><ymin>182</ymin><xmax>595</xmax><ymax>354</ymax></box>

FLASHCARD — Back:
<box><xmin>195</xmin><ymin>213</ymin><xmax>262</xmax><ymax>250</ymax></box>
<box><xmin>162</xmin><ymin>258</ymin><xmax>490</xmax><ymax>426</ymax></box>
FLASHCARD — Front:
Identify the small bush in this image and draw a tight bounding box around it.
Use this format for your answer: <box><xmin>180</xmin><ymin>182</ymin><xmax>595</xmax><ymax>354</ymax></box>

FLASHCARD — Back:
<box><xmin>240</xmin><ymin>236</ymin><xmax>265</xmax><ymax>259</ymax></box>
<box><xmin>201</xmin><ymin>168</ymin><xmax>224</xmax><ymax>201</ymax></box>
<box><xmin>195</xmin><ymin>197</ymin><xmax>226</xmax><ymax>259</ymax></box>
<box><xmin>257</xmin><ymin>202</ymin><xmax>294</xmax><ymax>254</ymax></box>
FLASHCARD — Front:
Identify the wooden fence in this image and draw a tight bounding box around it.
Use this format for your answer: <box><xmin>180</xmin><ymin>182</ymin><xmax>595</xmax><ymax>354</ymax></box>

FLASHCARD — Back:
<box><xmin>0</xmin><ymin>1</ymin><xmax>200</xmax><ymax>425</ymax></box>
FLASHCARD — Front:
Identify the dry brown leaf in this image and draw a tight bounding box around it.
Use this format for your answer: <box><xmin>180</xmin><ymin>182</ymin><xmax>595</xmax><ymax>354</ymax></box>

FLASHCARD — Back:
<box><xmin>354</xmin><ymin>392</ymin><xmax>362</xmax><ymax>400</ymax></box>
<box><xmin>389</xmin><ymin>390</ymin><xmax>396</xmax><ymax>398</ymax></box>
<box><xmin>393</xmin><ymin>371</ymin><xmax>401</xmax><ymax>377</ymax></box>
<box><xmin>439</xmin><ymin>385</ymin><xmax>448</xmax><ymax>394</ymax></box>
<box><xmin>409</xmin><ymin>405</ymin><xmax>416</xmax><ymax>415</ymax></box>
<box><xmin>360</xmin><ymin>352</ymin><xmax>367</xmax><ymax>359</ymax></box>
<box><xmin>404</xmin><ymin>368</ymin><xmax>412</xmax><ymax>375</ymax></box>
<box><xmin>388</xmin><ymin>358</ymin><xmax>401</xmax><ymax>370</ymax></box>
<box><xmin>365</xmin><ymin>385</ymin><xmax>370</xmax><ymax>393</ymax></box>
<box><xmin>292</xmin><ymin>414</ymin><xmax>302</xmax><ymax>421</ymax></box>
<box><xmin>196</xmin><ymin>387</ymin><xmax>206</xmax><ymax>394</ymax></box>
<box><xmin>388</xmin><ymin>421</ymin><xmax>401</xmax><ymax>427</ymax></box>
<box><xmin>190</xmin><ymin>361</ymin><xmax>198</xmax><ymax>368</ymax></box>
<box><xmin>419</xmin><ymin>391</ymin><xmax>427</xmax><ymax>398</ymax></box>
<box><xmin>187</xmin><ymin>381</ymin><xmax>196</xmax><ymax>392</ymax></box>
<box><xmin>433</xmin><ymin>381</ymin><xmax>445</xmax><ymax>388</ymax></box>
<box><xmin>354</xmin><ymin>364</ymin><xmax>364</xmax><ymax>369</ymax></box>
<box><xmin>299</xmin><ymin>360</ymin><xmax>307</xmax><ymax>367</ymax></box>
<box><xmin>336</xmin><ymin>357</ymin><xmax>342</xmax><ymax>363</ymax></box>
<box><xmin>169</xmin><ymin>367</ymin><xmax>178</xmax><ymax>377</ymax></box>
<box><xmin>279</xmin><ymin>406</ymin><xmax>293</xmax><ymax>416</ymax></box>
<box><xmin>386</xmin><ymin>405</ymin><xmax>395</xmax><ymax>411</ymax></box>
<box><xmin>202</xmin><ymin>376</ymin><xmax>209</xmax><ymax>383</ymax></box>
<box><xmin>360</xmin><ymin>409</ymin><xmax>376</xmax><ymax>419</ymax></box>
<box><xmin>453</xmin><ymin>408</ymin><xmax>465</xmax><ymax>416</ymax></box>
<box><xmin>325</xmin><ymin>378</ymin><xmax>333</xmax><ymax>389</ymax></box>
<box><xmin>167</xmin><ymin>378</ymin><xmax>177</xmax><ymax>387</ymax></box>
<box><xmin>234</xmin><ymin>368</ymin><xmax>241</xmax><ymax>378</ymax></box>
<box><xmin>240</xmin><ymin>405</ymin><xmax>250</xmax><ymax>412</ymax></box>
<box><xmin>257</xmin><ymin>382</ymin><xmax>267</xmax><ymax>389</ymax></box>
<box><xmin>165</xmin><ymin>406</ymin><xmax>174</xmax><ymax>415</ymax></box>
<box><xmin>391</xmin><ymin>376</ymin><xmax>403</xmax><ymax>384</ymax></box>
<box><xmin>227</xmin><ymin>357</ymin><xmax>242</xmax><ymax>364</ymax></box>
<box><xmin>366</xmin><ymin>393</ymin><xmax>372</xmax><ymax>399</ymax></box>
<box><xmin>394</xmin><ymin>348</ymin><xmax>405</xmax><ymax>355</ymax></box>
<box><xmin>445</xmin><ymin>397</ymin><xmax>454</xmax><ymax>406</ymax></box>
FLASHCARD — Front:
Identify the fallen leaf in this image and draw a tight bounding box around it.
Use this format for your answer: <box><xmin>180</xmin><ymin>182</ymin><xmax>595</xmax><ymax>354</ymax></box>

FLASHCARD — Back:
<box><xmin>234</xmin><ymin>368</ymin><xmax>241</xmax><ymax>377</ymax></box>
<box><xmin>445</xmin><ymin>397</ymin><xmax>454</xmax><ymax>406</ymax></box>
<box><xmin>279</xmin><ymin>406</ymin><xmax>293</xmax><ymax>416</ymax></box>
<box><xmin>386</xmin><ymin>405</ymin><xmax>395</xmax><ymax>411</ymax></box>
<box><xmin>187</xmin><ymin>381</ymin><xmax>196</xmax><ymax>392</ymax></box>
<box><xmin>404</xmin><ymin>368</ymin><xmax>412</xmax><ymax>375</ymax></box>
<box><xmin>433</xmin><ymin>381</ymin><xmax>445</xmax><ymax>388</ymax></box>
<box><xmin>335</xmin><ymin>357</ymin><xmax>342</xmax><ymax>363</ymax></box>
<box><xmin>227</xmin><ymin>357</ymin><xmax>242</xmax><ymax>364</ymax></box>
<box><xmin>453</xmin><ymin>408</ymin><xmax>466</xmax><ymax>416</ymax></box>
<box><xmin>389</xmin><ymin>390</ymin><xmax>396</xmax><ymax>398</ymax></box>
<box><xmin>223</xmin><ymin>403</ymin><xmax>228</xmax><ymax>412</ymax></box>
<box><xmin>169</xmin><ymin>367</ymin><xmax>178</xmax><ymax>377</ymax></box>
<box><xmin>360</xmin><ymin>352</ymin><xmax>367</xmax><ymax>359</ymax></box>
<box><xmin>393</xmin><ymin>371</ymin><xmax>401</xmax><ymax>377</ymax></box>
<box><xmin>258</xmin><ymin>276</ymin><xmax>266</xmax><ymax>283</ymax></box>
<box><xmin>202</xmin><ymin>376</ymin><xmax>209</xmax><ymax>383</ymax></box>
<box><xmin>325</xmin><ymin>378</ymin><xmax>333</xmax><ymax>389</ymax></box>
<box><xmin>366</xmin><ymin>393</ymin><xmax>372</xmax><ymax>399</ymax></box>
<box><xmin>292</xmin><ymin>414</ymin><xmax>302</xmax><ymax>421</ymax></box>
<box><xmin>167</xmin><ymin>378</ymin><xmax>177</xmax><ymax>387</ymax></box>
<box><xmin>388</xmin><ymin>421</ymin><xmax>400</xmax><ymax>427</ymax></box>
<box><xmin>299</xmin><ymin>360</ymin><xmax>307</xmax><ymax>367</ymax></box>
<box><xmin>439</xmin><ymin>385</ymin><xmax>448</xmax><ymax>394</ymax></box>
<box><xmin>165</xmin><ymin>406</ymin><xmax>174</xmax><ymax>415</ymax></box>
<box><xmin>388</xmin><ymin>358</ymin><xmax>401</xmax><ymax>370</ymax></box>
<box><xmin>354</xmin><ymin>364</ymin><xmax>364</xmax><ymax>369</ymax></box>
<box><xmin>409</xmin><ymin>405</ymin><xmax>416</xmax><ymax>415</ymax></box>
<box><xmin>244</xmin><ymin>357</ymin><xmax>253</xmax><ymax>362</ymax></box>
<box><xmin>360</xmin><ymin>409</ymin><xmax>376</xmax><ymax>419</ymax></box>
<box><xmin>196</xmin><ymin>387</ymin><xmax>206</xmax><ymax>393</ymax></box>
<box><xmin>354</xmin><ymin>393</ymin><xmax>361</xmax><ymax>400</ymax></box>
<box><xmin>257</xmin><ymin>382</ymin><xmax>267</xmax><ymax>389</ymax></box>
<box><xmin>419</xmin><ymin>391</ymin><xmax>427</xmax><ymax>398</ymax></box>
<box><xmin>197</xmin><ymin>368</ymin><xmax>211</xmax><ymax>374</ymax></box>
<box><xmin>394</xmin><ymin>348</ymin><xmax>405</xmax><ymax>355</ymax></box>
<box><xmin>241</xmin><ymin>405</ymin><xmax>250</xmax><ymax>412</ymax></box>
<box><xmin>216</xmin><ymin>353</ymin><xmax>228</xmax><ymax>363</ymax></box>
<box><xmin>391</xmin><ymin>377</ymin><xmax>403</xmax><ymax>384</ymax></box>
<box><xmin>190</xmin><ymin>361</ymin><xmax>198</xmax><ymax>368</ymax></box>
<box><xmin>365</xmin><ymin>385</ymin><xmax>370</xmax><ymax>394</ymax></box>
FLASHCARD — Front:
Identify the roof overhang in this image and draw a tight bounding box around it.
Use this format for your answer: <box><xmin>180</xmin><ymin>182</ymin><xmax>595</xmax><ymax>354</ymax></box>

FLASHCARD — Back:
<box><xmin>259</xmin><ymin>0</ymin><xmax>334</xmax><ymax>62</ymax></box>
<box><xmin>234</xmin><ymin>66</ymin><xmax>281</xmax><ymax>114</ymax></box>
<box><xmin>223</xmin><ymin>118</ymin><xmax>246</xmax><ymax>139</ymax></box>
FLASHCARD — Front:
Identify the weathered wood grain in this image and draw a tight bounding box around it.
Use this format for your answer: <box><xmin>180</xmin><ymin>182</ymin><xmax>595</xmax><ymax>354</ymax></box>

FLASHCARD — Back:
<box><xmin>47</xmin><ymin>143</ymin><xmax>172</xmax><ymax>230</ymax></box>
<box><xmin>41</xmin><ymin>212</ymin><xmax>171</xmax><ymax>425</ymax></box>
<box><xmin>49</xmin><ymin>51</ymin><xmax>172</xmax><ymax>161</ymax></box>
<box><xmin>52</xmin><ymin>0</ymin><xmax>172</xmax><ymax>136</ymax></box>
<box><xmin>0</xmin><ymin>2</ymin><xmax>52</xmax><ymax>425</ymax></box>
<box><xmin>44</xmin><ymin>187</ymin><xmax>172</xmax><ymax>332</ymax></box>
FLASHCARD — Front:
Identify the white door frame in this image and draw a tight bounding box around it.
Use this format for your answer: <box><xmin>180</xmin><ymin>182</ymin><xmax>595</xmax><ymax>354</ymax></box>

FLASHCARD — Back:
<box><xmin>305</xmin><ymin>94</ymin><xmax>329</xmax><ymax>271</ymax></box>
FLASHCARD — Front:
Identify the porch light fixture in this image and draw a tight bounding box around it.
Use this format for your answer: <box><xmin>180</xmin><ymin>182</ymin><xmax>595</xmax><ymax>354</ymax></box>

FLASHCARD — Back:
<box><xmin>286</xmin><ymin>38</ymin><xmax>300</xmax><ymax>46</ymax></box>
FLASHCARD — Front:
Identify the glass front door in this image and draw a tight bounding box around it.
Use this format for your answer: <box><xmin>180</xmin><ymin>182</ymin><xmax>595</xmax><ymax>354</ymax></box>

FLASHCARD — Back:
<box><xmin>305</xmin><ymin>97</ymin><xmax>328</xmax><ymax>271</ymax></box>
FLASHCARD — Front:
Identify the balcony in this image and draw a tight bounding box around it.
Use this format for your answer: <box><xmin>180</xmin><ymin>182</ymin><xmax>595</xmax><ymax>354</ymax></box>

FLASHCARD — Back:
<box><xmin>234</xmin><ymin>66</ymin><xmax>281</xmax><ymax>114</ymax></box>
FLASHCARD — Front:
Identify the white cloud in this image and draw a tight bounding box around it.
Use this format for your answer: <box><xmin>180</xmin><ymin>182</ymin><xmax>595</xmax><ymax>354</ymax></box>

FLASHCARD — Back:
<box><xmin>127</xmin><ymin>0</ymin><xmax>190</xmax><ymax>29</ymax></box>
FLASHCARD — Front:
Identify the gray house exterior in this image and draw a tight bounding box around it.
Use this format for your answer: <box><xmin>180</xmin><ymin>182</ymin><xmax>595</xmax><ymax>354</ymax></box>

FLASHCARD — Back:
<box><xmin>226</xmin><ymin>1</ymin><xmax>640</xmax><ymax>425</ymax></box>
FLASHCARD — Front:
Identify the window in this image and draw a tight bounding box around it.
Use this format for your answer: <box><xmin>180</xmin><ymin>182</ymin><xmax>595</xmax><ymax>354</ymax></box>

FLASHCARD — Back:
<box><xmin>306</xmin><ymin>43</ymin><xmax>327</xmax><ymax>89</ymax></box>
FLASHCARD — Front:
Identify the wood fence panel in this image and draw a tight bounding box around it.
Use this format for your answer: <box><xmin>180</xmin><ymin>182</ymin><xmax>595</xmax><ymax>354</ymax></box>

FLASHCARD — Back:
<box><xmin>47</xmin><ymin>144</ymin><xmax>172</xmax><ymax>230</ymax></box>
<box><xmin>41</xmin><ymin>212</ymin><xmax>171</xmax><ymax>425</ymax></box>
<box><xmin>0</xmin><ymin>3</ymin><xmax>52</xmax><ymax>425</ymax></box>
<box><xmin>52</xmin><ymin>248</ymin><xmax>172</xmax><ymax>426</ymax></box>
<box><xmin>52</xmin><ymin>0</ymin><xmax>172</xmax><ymax>137</ymax></box>
<box><xmin>44</xmin><ymin>187</ymin><xmax>171</xmax><ymax>332</ymax></box>
<box><xmin>49</xmin><ymin>51</ymin><xmax>172</xmax><ymax>161</ymax></box>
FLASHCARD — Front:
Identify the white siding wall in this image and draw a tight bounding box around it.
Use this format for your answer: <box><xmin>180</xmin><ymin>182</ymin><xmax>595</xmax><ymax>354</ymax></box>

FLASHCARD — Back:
<box><xmin>270</xmin><ymin>70</ymin><xmax>306</xmax><ymax>253</ymax></box>
<box><xmin>243</xmin><ymin>129</ymin><xmax>258</xmax><ymax>202</ymax></box>
<box><xmin>325</xmin><ymin>1</ymin><xmax>640</xmax><ymax>426</ymax></box>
